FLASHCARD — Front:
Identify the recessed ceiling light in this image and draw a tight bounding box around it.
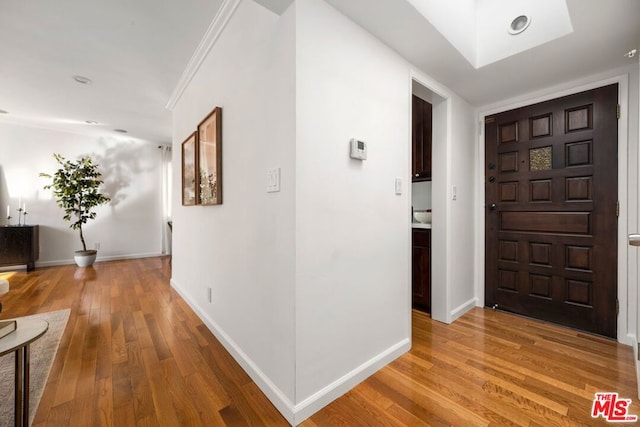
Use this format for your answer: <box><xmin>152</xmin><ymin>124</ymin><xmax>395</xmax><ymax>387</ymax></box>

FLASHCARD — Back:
<box><xmin>0</xmin><ymin>109</ymin><xmax>8</xmax><ymax>114</ymax></box>
<box><xmin>72</xmin><ymin>75</ymin><xmax>92</xmax><ymax>85</ymax></box>
<box><xmin>625</xmin><ymin>49</ymin><xmax>637</xmax><ymax>58</ymax></box>
<box><xmin>114</xmin><ymin>128</ymin><xmax>128</xmax><ymax>133</ymax></box>
<box><xmin>85</xmin><ymin>120</ymin><xmax>99</xmax><ymax>125</ymax></box>
<box><xmin>508</xmin><ymin>15</ymin><xmax>531</xmax><ymax>35</ymax></box>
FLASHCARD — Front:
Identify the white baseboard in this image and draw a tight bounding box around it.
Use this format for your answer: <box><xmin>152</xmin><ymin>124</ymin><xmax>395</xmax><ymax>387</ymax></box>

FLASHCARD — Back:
<box><xmin>170</xmin><ymin>278</ymin><xmax>297</xmax><ymax>423</ymax></box>
<box><xmin>450</xmin><ymin>297</ymin><xmax>477</xmax><ymax>322</ymax></box>
<box><xmin>628</xmin><ymin>334</ymin><xmax>640</xmax><ymax>400</ymax></box>
<box><xmin>622</xmin><ymin>332</ymin><xmax>637</xmax><ymax>348</ymax></box>
<box><xmin>170</xmin><ymin>278</ymin><xmax>411</xmax><ymax>425</ymax></box>
<box><xmin>636</xmin><ymin>357</ymin><xmax>640</xmax><ymax>400</ymax></box>
<box><xmin>292</xmin><ymin>337</ymin><xmax>410</xmax><ymax>424</ymax></box>
<box><xmin>31</xmin><ymin>252</ymin><xmax>164</xmax><ymax>268</ymax></box>
<box><xmin>634</xmin><ymin>343</ymin><xmax>640</xmax><ymax>400</ymax></box>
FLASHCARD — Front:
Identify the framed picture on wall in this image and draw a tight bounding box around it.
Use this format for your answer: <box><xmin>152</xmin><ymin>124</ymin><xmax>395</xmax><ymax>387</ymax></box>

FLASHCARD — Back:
<box><xmin>197</xmin><ymin>107</ymin><xmax>222</xmax><ymax>205</ymax></box>
<box><xmin>181</xmin><ymin>132</ymin><xmax>198</xmax><ymax>206</ymax></box>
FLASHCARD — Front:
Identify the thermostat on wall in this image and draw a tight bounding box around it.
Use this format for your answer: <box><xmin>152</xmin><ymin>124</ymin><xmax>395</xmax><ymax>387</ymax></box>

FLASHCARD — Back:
<box><xmin>350</xmin><ymin>138</ymin><xmax>367</xmax><ymax>160</ymax></box>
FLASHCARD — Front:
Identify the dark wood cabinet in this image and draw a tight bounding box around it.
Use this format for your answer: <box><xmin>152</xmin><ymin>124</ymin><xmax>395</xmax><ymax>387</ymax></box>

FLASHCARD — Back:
<box><xmin>412</xmin><ymin>95</ymin><xmax>432</xmax><ymax>181</ymax></box>
<box><xmin>0</xmin><ymin>225</ymin><xmax>39</xmax><ymax>271</ymax></box>
<box><xmin>412</xmin><ymin>228</ymin><xmax>431</xmax><ymax>312</ymax></box>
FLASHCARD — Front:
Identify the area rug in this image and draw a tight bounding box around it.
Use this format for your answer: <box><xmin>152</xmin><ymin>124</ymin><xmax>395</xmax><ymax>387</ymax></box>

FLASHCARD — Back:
<box><xmin>0</xmin><ymin>309</ymin><xmax>70</xmax><ymax>427</ymax></box>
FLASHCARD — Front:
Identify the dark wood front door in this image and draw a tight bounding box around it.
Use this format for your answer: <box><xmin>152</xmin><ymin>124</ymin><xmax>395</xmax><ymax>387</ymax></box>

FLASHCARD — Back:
<box><xmin>485</xmin><ymin>84</ymin><xmax>618</xmax><ymax>338</ymax></box>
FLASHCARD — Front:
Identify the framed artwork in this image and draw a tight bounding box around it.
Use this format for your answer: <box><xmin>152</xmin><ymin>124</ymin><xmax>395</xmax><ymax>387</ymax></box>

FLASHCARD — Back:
<box><xmin>197</xmin><ymin>107</ymin><xmax>222</xmax><ymax>205</ymax></box>
<box><xmin>181</xmin><ymin>132</ymin><xmax>198</xmax><ymax>206</ymax></box>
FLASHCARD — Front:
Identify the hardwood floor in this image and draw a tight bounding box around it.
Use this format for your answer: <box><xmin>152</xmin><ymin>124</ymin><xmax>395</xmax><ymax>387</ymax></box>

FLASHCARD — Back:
<box><xmin>1</xmin><ymin>257</ymin><xmax>638</xmax><ymax>426</ymax></box>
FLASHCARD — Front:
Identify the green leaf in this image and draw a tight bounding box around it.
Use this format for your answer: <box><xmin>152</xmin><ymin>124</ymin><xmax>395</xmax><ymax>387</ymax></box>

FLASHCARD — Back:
<box><xmin>40</xmin><ymin>154</ymin><xmax>111</xmax><ymax>250</ymax></box>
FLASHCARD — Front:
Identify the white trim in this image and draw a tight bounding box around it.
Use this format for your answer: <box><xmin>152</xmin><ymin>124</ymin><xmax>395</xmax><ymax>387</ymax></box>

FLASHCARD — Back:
<box><xmin>171</xmin><ymin>278</ymin><xmax>297</xmax><ymax>423</ymax></box>
<box><xmin>636</xmin><ymin>351</ymin><xmax>640</xmax><ymax>400</ymax></box>
<box><xmin>634</xmin><ymin>335</ymin><xmax>640</xmax><ymax>399</ymax></box>
<box><xmin>23</xmin><ymin>252</ymin><xmax>164</xmax><ymax>269</ymax></box>
<box><xmin>476</xmin><ymin>72</ymin><xmax>631</xmax><ymax>343</ymax></box>
<box><xmin>165</xmin><ymin>0</ymin><xmax>242</xmax><ymax>111</ymax></box>
<box><xmin>292</xmin><ymin>339</ymin><xmax>410</xmax><ymax>424</ymax></box>
<box><xmin>410</xmin><ymin>69</ymin><xmax>453</xmax><ymax>325</ymax></box>
<box><xmin>450</xmin><ymin>298</ymin><xmax>477</xmax><ymax>322</ymax></box>
<box><xmin>410</xmin><ymin>70</ymin><xmax>452</xmax><ymax>102</ymax></box>
<box><xmin>407</xmin><ymin>76</ymin><xmax>414</xmax><ymax>345</ymax></box>
<box><xmin>172</xmin><ymin>278</ymin><xmax>410</xmax><ymax>425</ymax></box>
<box><xmin>444</xmin><ymin>92</ymin><xmax>454</xmax><ymax>324</ymax></box>
<box><xmin>475</xmin><ymin>117</ymin><xmax>486</xmax><ymax>308</ymax></box>
<box><xmin>617</xmin><ymin>75</ymin><xmax>630</xmax><ymax>344</ymax></box>
<box><xmin>0</xmin><ymin>117</ymin><xmax>156</xmax><ymax>143</ymax></box>
<box><xmin>636</xmin><ymin>56</ymin><xmax>640</xmax><ymax>398</ymax></box>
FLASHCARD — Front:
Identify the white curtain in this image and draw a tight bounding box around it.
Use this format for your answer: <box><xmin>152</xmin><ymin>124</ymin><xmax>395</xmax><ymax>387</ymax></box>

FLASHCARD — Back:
<box><xmin>160</xmin><ymin>145</ymin><xmax>172</xmax><ymax>255</ymax></box>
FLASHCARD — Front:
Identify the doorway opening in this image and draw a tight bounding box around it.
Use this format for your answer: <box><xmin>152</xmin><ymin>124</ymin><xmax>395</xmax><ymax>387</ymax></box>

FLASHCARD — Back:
<box><xmin>411</xmin><ymin>78</ymin><xmax>449</xmax><ymax>324</ymax></box>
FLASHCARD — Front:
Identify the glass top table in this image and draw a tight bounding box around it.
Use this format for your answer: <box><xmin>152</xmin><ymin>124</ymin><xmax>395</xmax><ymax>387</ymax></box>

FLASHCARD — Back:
<box><xmin>0</xmin><ymin>318</ymin><xmax>49</xmax><ymax>427</ymax></box>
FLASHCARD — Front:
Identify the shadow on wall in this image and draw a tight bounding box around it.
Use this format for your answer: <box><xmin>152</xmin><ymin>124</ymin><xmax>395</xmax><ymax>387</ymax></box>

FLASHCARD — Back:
<box><xmin>0</xmin><ymin>166</ymin><xmax>8</xmax><ymax>218</ymax></box>
<box><xmin>86</xmin><ymin>139</ymin><xmax>155</xmax><ymax>207</ymax></box>
<box><xmin>37</xmin><ymin>224</ymin><xmax>82</xmax><ymax>260</ymax></box>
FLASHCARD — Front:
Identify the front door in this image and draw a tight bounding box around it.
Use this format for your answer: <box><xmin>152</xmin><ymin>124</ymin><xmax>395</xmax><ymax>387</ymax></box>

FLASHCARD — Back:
<box><xmin>485</xmin><ymin>84</ymin><xmax>618</xmax><ymax>338</ymax></box>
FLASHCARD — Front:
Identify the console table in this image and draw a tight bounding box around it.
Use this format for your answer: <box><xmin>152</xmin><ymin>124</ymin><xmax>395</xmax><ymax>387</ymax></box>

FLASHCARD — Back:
<box><xmin>0</xmin><ymin>318</ymin><xmax>49</xmax><ymax>427</ymax></box>
<box><xmin>0</xmin><ymin>226</ymin><xmax>39</xmax><ymax>271</ymax></box>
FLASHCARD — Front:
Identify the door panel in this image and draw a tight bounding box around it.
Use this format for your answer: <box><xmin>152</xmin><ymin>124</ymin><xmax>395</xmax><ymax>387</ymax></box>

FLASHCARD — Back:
<box><xmin>485</xmin><ymin>84</ymin><xmax>618</xmax><ymax>338</ymax></box>
<box><xmin>412</xmin><ymin>229</ymin><xmax>431</xmax><ymax>312</ymax></box>
<box><xmin>412</xmin><ymin>95</ymin><xmax>432</xmax><ymax>181</ymax></box>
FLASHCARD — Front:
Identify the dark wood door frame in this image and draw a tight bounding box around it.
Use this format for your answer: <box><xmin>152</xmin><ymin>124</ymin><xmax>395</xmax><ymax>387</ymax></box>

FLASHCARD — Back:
<box><xmin>477</xmin><ymin>79</ymin><xmax>629</xmax><ymax>341</ymax></box>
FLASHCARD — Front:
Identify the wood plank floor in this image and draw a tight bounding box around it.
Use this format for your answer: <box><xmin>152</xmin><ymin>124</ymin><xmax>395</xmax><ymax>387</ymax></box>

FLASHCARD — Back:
<box><xmin>1</xmin><ymin>257</ymin><xmax>638</xmax><ymax>426</ymax></box>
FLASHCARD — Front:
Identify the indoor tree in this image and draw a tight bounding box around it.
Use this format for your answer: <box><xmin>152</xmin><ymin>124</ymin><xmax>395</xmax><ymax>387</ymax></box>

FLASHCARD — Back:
<box><xmin>40</xmin><ymin>154</ymin><xmax>110</xmax><ymax>265</ymax></box>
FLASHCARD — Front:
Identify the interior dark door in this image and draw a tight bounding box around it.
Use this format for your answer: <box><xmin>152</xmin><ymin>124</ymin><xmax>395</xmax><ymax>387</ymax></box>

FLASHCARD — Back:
<box><xmin>485</xmin><ymin>84</ymin><xmax>618</xmax><ymax>338</ymax></box>
<box><xmin>412</xmin><ymin>229</ymin><xmax>431</xmax><ymax>312</ymax></box>
<box><xmin>412</xmin><ymin>95</ymin><xmax>432</xmax><ymax>181</ymax></box>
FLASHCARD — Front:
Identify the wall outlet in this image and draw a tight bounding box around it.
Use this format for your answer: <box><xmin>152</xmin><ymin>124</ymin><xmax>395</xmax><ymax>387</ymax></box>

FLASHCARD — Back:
<box><xmin>94</xmin><ymin>242</ymin><xmax>100</xmax><ymax>250</ymax></box>
<box><xmin>207</xmin><ymin>287</ymin><xmax>212</xmax><ymax>303</ymax></box>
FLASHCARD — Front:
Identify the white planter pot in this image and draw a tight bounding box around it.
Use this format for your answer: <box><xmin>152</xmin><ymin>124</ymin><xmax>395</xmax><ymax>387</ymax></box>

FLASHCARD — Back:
<box><xmin>74</xmin><ymin>250</ymin><xmax>97</xmax><ymax>267</ymax></box>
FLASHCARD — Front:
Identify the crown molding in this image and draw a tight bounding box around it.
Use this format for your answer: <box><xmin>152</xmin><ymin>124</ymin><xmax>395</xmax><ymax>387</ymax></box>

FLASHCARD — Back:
<box><xmin>165</xmin><ymin>0</ymin><xmax>242</xmax><ymax>111</ymax></box>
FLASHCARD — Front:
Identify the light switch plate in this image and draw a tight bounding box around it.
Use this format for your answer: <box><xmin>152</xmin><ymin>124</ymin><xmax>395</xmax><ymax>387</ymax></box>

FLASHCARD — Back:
<box><xmin>395</xmin><ymin>177</ymin><xmax>402</xmax><ymax>195</ymax></box>
<box><xmin>267</xmin><ymin>168</ymin><xmax>281</xmax><ymax>193</ymax></box>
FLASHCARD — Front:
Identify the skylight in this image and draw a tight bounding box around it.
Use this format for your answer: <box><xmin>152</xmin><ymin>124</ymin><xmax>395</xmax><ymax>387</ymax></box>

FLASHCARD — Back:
<box><xmin>406</xmin><ymin>0</ymin><xmax>573</xmax><ymax>68</ymax></box>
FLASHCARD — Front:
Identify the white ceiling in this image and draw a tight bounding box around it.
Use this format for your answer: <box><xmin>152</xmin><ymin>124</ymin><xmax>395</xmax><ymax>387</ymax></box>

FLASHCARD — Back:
<box><xmin>406</xmin><ymin>0</ymin><xmax>574</xmax><ymax>69</ymax></box>
<box><xmin>0</xmin><ymin>0</ymin><xmax>637</xmax><ymax>143</ymax></box>
<box><xmin>0</xmin><ymin>0</ymin><xmax>222</xmax><ymax>143</ymax></box>
<box><xmin>326</xmin><ymin>0</ymin><xmax>640</xmax><ymax>106</ymax></box>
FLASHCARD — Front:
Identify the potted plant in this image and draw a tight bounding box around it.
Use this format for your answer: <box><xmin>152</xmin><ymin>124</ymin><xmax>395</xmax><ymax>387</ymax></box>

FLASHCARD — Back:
<box><xmin>40</xmin><ymin>154</ymin><xmax>110</xmax><ymax>267</ymax></box>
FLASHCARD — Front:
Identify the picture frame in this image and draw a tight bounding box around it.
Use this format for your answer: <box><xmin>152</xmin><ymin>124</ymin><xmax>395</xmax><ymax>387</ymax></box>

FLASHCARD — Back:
<box><xmin>197</xmin><ymin>107</ymin><xmax>222</xmax><ymax>205</ymax></box>
<box><xmin>181</xmin><ymin>132</ymin><xmax>198</xmax><ymax>206</ymax></box>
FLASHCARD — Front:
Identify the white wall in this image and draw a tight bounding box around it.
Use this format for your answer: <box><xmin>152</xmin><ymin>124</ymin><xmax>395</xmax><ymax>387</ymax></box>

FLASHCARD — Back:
<box><xmin>0</xmin><ymin>122</ymin><xmax>164</xmax><ymax>265</ymax></box>
<box><xmin>170</xmin><ymin>0</ymin><xmax>479</xmax><ymax>423</ymax></box>
<box><xmin>410</xmin><ymin>73</ymin><xmax>477</xmax><ymax>324</ymax></box>
<box><xmin>634</xmin><ymin>58</ymin><xmax>640</xmax><ymax>395</ymax></box>
<box><xmin>170</xmin><ymin>0</ymin><xmax>297</xmax><ymax>416</ymax></box>
<box><xmin>447</xmin><ymin>96</ymin><xmax>477</xmax><ymax>317</ymax></box>
<box><xmin>420</xmin><ymin>85</ymin><xmax>450</xmax><ymax>323</ymax></box>
<box><xmin>294</xmin><ymin>0</ymin><xmax>411</xmax><ymax>414</ymax></box>
<box><xmin>624</xmin><ymin>63</ymin><xmax>640</xmax><ymax>349</ymax></box>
